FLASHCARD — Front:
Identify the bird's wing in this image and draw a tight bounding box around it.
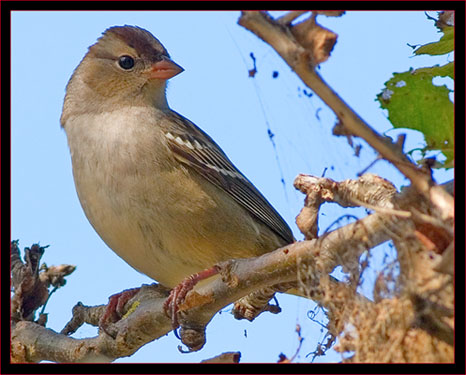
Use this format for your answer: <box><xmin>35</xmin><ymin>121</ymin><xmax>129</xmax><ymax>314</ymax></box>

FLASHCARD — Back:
<box><xmin>163</xmin><ymin>111</ymin><xmax>294</xmax><ymax>244</ymax></box>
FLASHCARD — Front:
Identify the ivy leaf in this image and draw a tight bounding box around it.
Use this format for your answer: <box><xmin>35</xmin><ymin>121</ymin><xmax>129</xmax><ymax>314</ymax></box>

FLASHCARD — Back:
<box><xmin>415</xmin><ymin>26</ymin><xmax>454</xmax><ymax>56</ymax></box>
<box><xmin>377</xmin><ymin>69</ymin><xmax>454</xmax><ymax>168</ymax></box>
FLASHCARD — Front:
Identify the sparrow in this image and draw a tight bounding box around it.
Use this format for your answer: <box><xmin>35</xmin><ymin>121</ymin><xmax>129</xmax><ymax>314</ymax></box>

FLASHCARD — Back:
<box><xmin>61</xmin><ymin>25</ymin><xmax>294</xmax><ymax>327</ymax></box>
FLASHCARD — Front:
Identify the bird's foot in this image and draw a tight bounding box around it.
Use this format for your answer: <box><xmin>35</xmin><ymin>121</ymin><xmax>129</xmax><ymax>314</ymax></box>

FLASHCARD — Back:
<box><xmin>164</xmin><ymin>267</ymin><xmax>218</xmax><ymax>330</ymax></box>
<box><xmin>99</xmin><ymin>287</ymin><xmax>140</xmax><ymax>336</ymax></box>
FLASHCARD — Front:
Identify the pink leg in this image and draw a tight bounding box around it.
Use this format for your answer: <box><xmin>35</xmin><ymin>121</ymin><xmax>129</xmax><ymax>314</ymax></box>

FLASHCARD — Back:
<box><xmin>99</xmin><ymin>287</ymin><xmax>140</xmax><ymax>333</ymax></box>
<box><xmin>164</xmin><ymin>267</ymin><xmax>218</xmax><ymax>329</ymax></box>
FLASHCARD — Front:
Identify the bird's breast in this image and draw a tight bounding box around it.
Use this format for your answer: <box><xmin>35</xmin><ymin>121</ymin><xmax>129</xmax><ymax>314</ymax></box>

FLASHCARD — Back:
<box><xmin>64</xmin><ymin>108</ymin><xmax>251</xmax><ymax>286</ymax></box>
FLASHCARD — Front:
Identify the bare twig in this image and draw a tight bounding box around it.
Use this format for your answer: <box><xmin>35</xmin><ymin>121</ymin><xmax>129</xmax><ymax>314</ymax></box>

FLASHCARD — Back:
<box><xmin>201</xmin><ymin>351</ymin><xmax>241</xmax><ymax>363</ymax></box>
<box><xmin>11</xmin><ymin>242</ymin><xmax>50</xmax><ymax>322</ymax></box>
<box><xmin>293</xmin><ymin>173</ymin><xmax>398</xmax><ymax>239</ymax></box>
<box><xmin>276</xmin><ymin>11</ymin><xmax>309</xmax><ymax>25</ymax></box>
<box><xmin>60</xmin><ymin>303</ymin><xmax>107</xmax><ymax>336</ymax></box>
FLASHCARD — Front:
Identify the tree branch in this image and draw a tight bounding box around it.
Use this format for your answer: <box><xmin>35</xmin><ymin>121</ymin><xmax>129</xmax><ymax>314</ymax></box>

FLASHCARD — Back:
<box><xmin>237</xmin><ymin>11</ymin><xmax>454</xmax><ymax>220</ymax></box>
<box><xmin>12</xmin><ymin>203</ymin><xmax>392</xmax><ymax>361</ymax></box>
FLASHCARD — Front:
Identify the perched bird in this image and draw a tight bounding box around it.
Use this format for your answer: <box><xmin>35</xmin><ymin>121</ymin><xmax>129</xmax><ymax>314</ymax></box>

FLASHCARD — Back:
<box><xmin>61</xmin><ymin>25</ymin><xmax>293</xmax><ymax>326</ymax></box>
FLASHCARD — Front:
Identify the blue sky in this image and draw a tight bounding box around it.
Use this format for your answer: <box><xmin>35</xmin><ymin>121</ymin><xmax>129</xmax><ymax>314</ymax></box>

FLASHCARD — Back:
<box><xmin>11</xmin><ymin>11</ymin><xmax>453</xmax><ymax>363</ymax></box>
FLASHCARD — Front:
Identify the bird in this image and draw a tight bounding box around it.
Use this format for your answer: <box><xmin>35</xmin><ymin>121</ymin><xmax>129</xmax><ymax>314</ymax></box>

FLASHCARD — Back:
<box><xmin>61</xmin><ymin>25</ymin><xmax>294</xmax><ymax>328</ymax></box>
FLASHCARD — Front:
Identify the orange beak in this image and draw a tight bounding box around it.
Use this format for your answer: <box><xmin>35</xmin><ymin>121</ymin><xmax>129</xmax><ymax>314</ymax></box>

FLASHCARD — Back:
<box><xmin>149</xmin><ymin>58</ymin><xmax>184</xmax><ymax>80</ymax></box>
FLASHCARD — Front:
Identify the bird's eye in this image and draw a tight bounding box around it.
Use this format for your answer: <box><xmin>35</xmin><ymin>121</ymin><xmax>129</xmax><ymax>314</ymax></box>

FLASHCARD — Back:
<box><xmin>118</xmin><ymin>55</ymin><xmax>135</xmax><ymax>70</ymax></box>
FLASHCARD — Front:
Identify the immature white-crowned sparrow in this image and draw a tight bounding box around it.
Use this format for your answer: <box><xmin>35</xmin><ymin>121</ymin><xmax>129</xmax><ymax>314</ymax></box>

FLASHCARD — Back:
<box><xmin>61</xmin><ymin>25</ymin><xmax>293</xmax><ymax>326</ymax></box>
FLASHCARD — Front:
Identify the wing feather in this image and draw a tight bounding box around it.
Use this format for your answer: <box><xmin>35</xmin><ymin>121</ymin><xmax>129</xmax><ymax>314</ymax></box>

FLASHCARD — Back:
<box><xmin>163</xmin><ymin>111</ymin><xmax>294</xmax><ymax>244</ymax></box>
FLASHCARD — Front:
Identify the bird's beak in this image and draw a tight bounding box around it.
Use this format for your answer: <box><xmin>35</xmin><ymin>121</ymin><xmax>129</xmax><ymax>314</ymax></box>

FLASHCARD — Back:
<box><xmin>148</xmin><ymin>57</ymin><xmax>184</xmax><ymax>80</ymax></box>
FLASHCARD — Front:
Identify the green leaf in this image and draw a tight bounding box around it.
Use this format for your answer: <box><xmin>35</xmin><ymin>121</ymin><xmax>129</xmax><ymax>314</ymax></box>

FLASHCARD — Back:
<box><xmin>415</xmin><ymin>26</ymin><xmax>454</xmax><ymax>55</ymax></box>
<box><xmin>377</xmin><ymin>70</ymin><xmax>454</xmax><ymax>167</ymax></box>
<box><xmin>413</xmin><ymin>62</ymin><xmax>454</xmax><ymax>79</ymax></box>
